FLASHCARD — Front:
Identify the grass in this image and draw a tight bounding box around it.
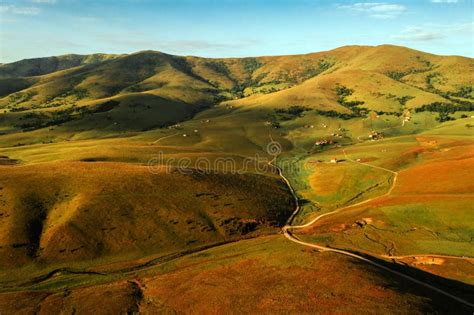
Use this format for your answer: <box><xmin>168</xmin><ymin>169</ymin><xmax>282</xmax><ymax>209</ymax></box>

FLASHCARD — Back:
<box><xmin>0</xmin><ymin>45</ymin><xmax>472</xmax><ymax>313</ymax></box>
<box><xmin>1</xmin><ymin>44</ymin><xmax>471</xmax><ymax>138</ymax></box>
<box><xmin>0</xmin><ymin>161</ymin><xmax>293</xmax><ymax>270</ymax></box>
<box><xmin>1</xmin><ymin>236</ymin><xmax>470</xmax><ymax>314</ymax></box>
<box><xmin>292</xmin><ymin>131</ymin><xmax>474</xmax><ymax>283</ymax></box>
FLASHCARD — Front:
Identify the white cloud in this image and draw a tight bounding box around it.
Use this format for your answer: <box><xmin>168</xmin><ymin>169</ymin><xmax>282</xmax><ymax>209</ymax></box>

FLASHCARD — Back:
<box><xmin>31</xmin><ymin>0</ymin><xmax>57</xmax><ymax>3</ymax></box>
<box><xmin>430</xmin><ymin>0</ymin><xmax>459</xmax><ymax>3</ymax></box>
<box><xmin>394</xmin><ymin>22</ymin><xmax>473</xmax><ymax>42</ymax></box>
<box><xmin>164</xmin><ymin>39</ymin><xmax>260</xmax><ymax>51</ymax></box>
<box><xmin>0</xmin><ymin>5</ymin><xmax>40</xmax><ymax>15</ymax></box>
<box><xmin>441</xmin><ymin>22</ymin><xmax>474</xmax><ymax>33</ymax></box>
<box><xmin>393</xmin><ymin>27</ymin><xmax>443</xmax><ymax>41</ymax></box>
<box><xmin>93</xmin><ymin>32</ymin><xmax>260</xmax><ymax>55</ymax></box>
<box><xmin>337</xmin><ymin>2</ymin><xmax>407</xmax><ymax>19</ymax></box>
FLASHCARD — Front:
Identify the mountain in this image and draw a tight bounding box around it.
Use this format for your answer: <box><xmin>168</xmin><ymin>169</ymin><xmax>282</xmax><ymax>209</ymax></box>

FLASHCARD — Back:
<box><xmin>0</xmin><ymin>45</ymin><xmax>473</xmax><ymax>313</ymax></box>
<box><xmin>0</xmin><ymin>53</ymin><xmax>119</xmax><ymax>78</ymax></box>
<box><xmin>0</xmin><ymin>45</ymin><xmax>472</xmax><ymax>137</ymax></box>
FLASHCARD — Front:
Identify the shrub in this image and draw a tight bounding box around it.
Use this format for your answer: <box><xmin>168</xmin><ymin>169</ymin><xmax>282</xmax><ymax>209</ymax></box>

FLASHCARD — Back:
<box><xmin>242</xmin><ymin>58</ymin><xmax>263</xmax><ymax>75</ymax></box>
<box><xmin>335</xmin><ymin>86</ymin><xmax>365</xmax><ymax>115</ymax></box>
<box><xmin>204</xmin><ymin>61</ymin><xmax>230</xmax><ymax>76</ymax></box>
<box><xmin>414</xmin><ymin>102</ymin><xmax>474</xmax><ymax>114</ymax></box>
<box><xmin>275</xmin><ymin>105</ymin><xmax>310</xmax><ymax>117</ymax></box>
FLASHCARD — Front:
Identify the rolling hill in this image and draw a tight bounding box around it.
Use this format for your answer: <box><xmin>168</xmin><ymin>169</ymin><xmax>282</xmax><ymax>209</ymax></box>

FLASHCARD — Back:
<box><xmin>0</xmin><ymin>45</ymin><xmax>473</xmax><ymax>314</ymax></box>
<box><xmin>0</xmin><ymin>45</ymin><xmax>472</xmax><ymax>139</ymax></box>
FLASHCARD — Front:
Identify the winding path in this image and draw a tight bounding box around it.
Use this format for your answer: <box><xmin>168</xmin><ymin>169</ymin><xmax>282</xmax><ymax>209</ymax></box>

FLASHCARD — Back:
<box><xmin>152</xmin><ymin>132</ymin><xmax>180</xmax><ymax>144</ymax></box>
<box><xmin>275</xmin><ymin>145</ymin><xmax>474</xmax><ymax>308</ymax></box>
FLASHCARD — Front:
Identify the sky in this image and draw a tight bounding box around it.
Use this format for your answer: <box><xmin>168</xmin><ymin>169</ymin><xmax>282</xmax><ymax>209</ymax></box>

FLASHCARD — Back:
<box><xmin>0</xmin><ymin>0</ymin><xmax>473</xmax><ymax>63</ymax></box>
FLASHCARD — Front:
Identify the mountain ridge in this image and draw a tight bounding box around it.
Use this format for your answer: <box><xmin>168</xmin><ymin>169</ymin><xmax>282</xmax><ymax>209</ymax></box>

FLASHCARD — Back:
<box><xmin>3</xmin><ymin>44</ymin><xmax>472</xmax><ymax>68</ymax></box>
<box><xmin>0</xmin><ymin>44</ymin><xmax>472</xmax><ymax>138</ymax></box>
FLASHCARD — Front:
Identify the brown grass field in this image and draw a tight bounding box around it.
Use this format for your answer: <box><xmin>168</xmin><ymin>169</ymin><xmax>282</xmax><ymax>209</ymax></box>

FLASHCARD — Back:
<box><xmin>0</xmin><ymin>45</ymin><xmax>473</xmax><ymax>313</ymax></box>
<box><xmin>0</xmin><ymin>161</ymin><xmax>293</xmax><ymax>269</ymax></box>
<box><xmin>0</xmin><ymin>236</ymin><xmax>472</xmax><ymax>314</ymax></box>
<box><xmin>296</xmin><ymin>134</ymin><xmax>474</xmax><ymax>285</ymax></box>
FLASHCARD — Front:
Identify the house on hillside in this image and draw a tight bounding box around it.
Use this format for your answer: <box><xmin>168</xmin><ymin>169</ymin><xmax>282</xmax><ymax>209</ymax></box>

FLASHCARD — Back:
<box><xmin>369</xmin><ymin>131</ymin><xmax>384</xmax><ymax>140</ymax></box>
<box><xmin>330</xmin><ymin>157</ymin><xmax>338</xmax><ymax>163</ymax></box>
<box><xmin>315</xmin><ymin>139</ymin><xmax>334</xmax><ymax>146</ymax></box>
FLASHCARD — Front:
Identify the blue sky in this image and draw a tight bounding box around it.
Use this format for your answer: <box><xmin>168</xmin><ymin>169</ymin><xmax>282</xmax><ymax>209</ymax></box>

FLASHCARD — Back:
<box><xmin>0</xmin><ymin>0</ymin><xmax>473</xmax><ymax>63</ymax></box>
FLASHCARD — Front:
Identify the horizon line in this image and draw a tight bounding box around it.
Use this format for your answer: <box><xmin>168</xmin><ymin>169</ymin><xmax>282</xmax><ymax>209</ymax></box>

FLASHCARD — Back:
<box><xmin>2</xmin><ymin>44</ymin><xmax>473</xmax><ymax>65</ymax></box>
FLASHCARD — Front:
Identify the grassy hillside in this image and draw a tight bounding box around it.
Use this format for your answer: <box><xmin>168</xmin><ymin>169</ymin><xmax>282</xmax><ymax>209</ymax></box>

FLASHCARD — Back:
<box><xmin>0</xmin><ymin>45</ymin><xmax>472</xmax><ymax>138</ymax></box>
<box><xmin>0</xmin><ymin>53</ymin><xmax>120</xmax><ymax>78</ymax></box>
<box><xmin>286</xmin><ymin>123</ymin><xmax>474</xmax><ymax>284</ymax></box>
<box><xmin>0</xmin><ymin>162</ymin><xmax>293</xmax><ymax>269</ymax></box>
<box><xmin>0</xmin><ymin>45</ymin><xmax>472</xmax><ymax>313</ymax></box>
<box><xmin>0</xmin><ymin>236</ymin><xmax>471</xmax><ymax>314</ymax></box>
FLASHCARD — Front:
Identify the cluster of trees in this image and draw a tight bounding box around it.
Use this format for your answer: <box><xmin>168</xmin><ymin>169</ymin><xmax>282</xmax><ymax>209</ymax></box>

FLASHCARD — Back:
<box><xmin>228</xmin><ymin>78</ymin><xmax>269</xmax><ymax>99</ymax></box>
<box><xmin>386</xmin><ymin>71</ymin><xmax>407</xmax><ymax>81</ymax></box>
<box><xmin>204</xmin><ymin>60</ymin><xmax>230</xmax><ymax>76</ymax></box>
<box><xmin>7</xmin><ymin>91</ymin><xmax>36</xmax><ymax>104</ymax></box>
<box><xmin>213</xmin><ymin>93</ymin><xmax>229</xmax><ymax>103</ymax></box>
<box><xmin>60</xmin><ymin>88</ymin><xmax>90</xmax><ymax>100</ymax></box>
<box><xmin>274</xmin><ymin>106</ymin><xmax>359</xmax><ymax>121</ymax></box>
<box><xmin>396</xmin><ymin>95</ymin><xmax>415</xmax><ymax>106</ymax></box>
<box><xmin>374</xmin><ymin>110</ymin><xmax>402</xmax><ymax>117</ymax></box>
<box><xmin>448</xmin><ymin>86</ymin><xmax>473</xmax><ymax>100</ymax></box>
<box><xmin>7</xmin><ymin>88</ymin><xmax>92</xmax><ymax>113</ymax></box>
<box><xmin>269</xmin><ymin>105</ymin><xmax>311</xmax><ymax>127</ymax></box>
<box><xmin>385</xmin><ymin>93</ymin><xmax>415</xmax><ymax>106</ymax></box>
<box><xmin>415</xmin><ymin>55</ymin><xmax>432</xmax><ymax>68</ymax></box>
<box><xmin>437</xmin><ymin>112</ymin><xmax>455</xmax><ymax>122</ymax></box>
<box><xmin>16</xmin><ymin>108</ymin><xmax>77</xmax><ymax>130</ymax></box>
<box><xmin>9</xmin><ymin>106</ymin><xmax>29</xmax><ymax>112</ymax></box>
<box><xmin>335</xmin><ymin>85</ymin><xmax>365</xmax><ymax>115</ymax></box>
<box><xmin>438</xmin><ymin>93</ymin><xmax>473</xmax><ymax>108</ymax></box>
<box><xmin>15</xmin><ymin>100</ymin><xmax>120</xmax><ymax>131</ymax></box>
<box><xmin>223</xmin><ymin>58</ymin><xmax>336</xmax><ymax>99</ymax></box>
<box><xmin>242</xmin><ymin>58</ymin><xmax>263</xmax><ymax>75</ymax></box>
<box><xmin>419</xmin><ymin>81</ymin><xmax>474</xmax><ymax>112</ymax></box>
<box><xmin>301</xmin><ymin>59</ymin><xmax>334</xmax><ymax>81</ymax></box>
<box><xmin>414</xmin><ymin>101</ymin><xmax>474</xmax><ymax>114</ymax></box>
<box><xmin>385</xmin><ymin>59</ymin><xmax>434</xmax><ymax>82</ymax></box>
<box><xmin>313</xmin><ymin>109</ymin><xmax>357</xmax><ymax>120</ymax></box>
<box><xmin>259</xmin><ymin>86</ymin><xmax>279</xmax><ymax>94</ymax></box>
<box><xmin>230</xmin><ymin>84</ymin><xmax>246</xmax><ymax>98</ymax></box>
<box><xmin>172</xmin><ymin>57</ymin><xmax>206</xmax><ymax>84</ymax></box>
<box><xmin>275</xmin><ymin>105</ymin><xmax>310</xmax><ymax>117</ymax></box>
<box><xmin>335</xmin><ymin>85</ymin><xmax>353</xmax><ymax>99</ymax></box>
<box><xmin>425</xmin><ymin>72</ymin><xmax>442</xmax><ymax>91</ymax></box>
<box><xmin>415</xmin><ymin>101</ymin><xmax>474</xmax><ymax>122</ymax></box>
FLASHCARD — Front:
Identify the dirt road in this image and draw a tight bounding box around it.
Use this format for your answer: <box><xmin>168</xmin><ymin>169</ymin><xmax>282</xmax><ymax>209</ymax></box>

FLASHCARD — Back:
<box><xmin>276</xmin><ymin>147</ymin><xmax>474</xmax><ymax>308</ymax></box>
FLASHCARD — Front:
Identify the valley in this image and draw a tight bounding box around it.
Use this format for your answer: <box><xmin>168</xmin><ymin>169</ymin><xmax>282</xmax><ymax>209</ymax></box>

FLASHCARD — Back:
<box><xmin>0</xmin><ymin>45</ymin><xmax>473</xmax><ymax>313</ymax></box>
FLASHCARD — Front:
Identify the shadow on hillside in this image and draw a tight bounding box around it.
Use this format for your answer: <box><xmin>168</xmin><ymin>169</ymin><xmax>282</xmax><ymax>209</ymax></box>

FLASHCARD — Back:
<box><xmin>340</xmin><ymin>248</ymin><xmax>474</xmax><ymax>314</ymax></box>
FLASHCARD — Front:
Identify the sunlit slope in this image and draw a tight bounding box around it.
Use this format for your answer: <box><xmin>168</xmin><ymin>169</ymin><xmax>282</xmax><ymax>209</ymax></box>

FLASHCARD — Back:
<box><xmin>293</xmin><ymin>126</ymin><xmax>474</xmax><ymax>282</ymax></box>
<box><xmin>0</xmin><ymin>51</ymin><xmax>218</xmax><ymax>109</ymax></box>
<box><xmin>225</xmin><ymin>45</ymin><xmax>472</xmax><ymax>112</ymax></box>
<box><xmin>0</xmin><ymin>237</ymin><xmax>470</xmax><ymax>314</ymax></box>
<box><xmin>224</xmin><ymin>68</ymin><xmax>447</xmax><ymax>112</ymax></box>
<box><xmin>0</xmin><ymin>53</ymin><xmax>119</xmax><ymax>78</ymax></box>
<box><xmin>0</xmin><ymin>162</ymin><xmax>293</xmax><ymax>268</ymax></box>
<box><xmin>341</xmin><ymin>45</ymin><xmax>472</xmax><ymax>90</ymax></box>
<box><xmin>0</xmin><ymin>45</ymin><xmax>472</xmax><ymax>313</ymax></box>
<box><xmin>0</xmin><ymin>45</ymin><xmax>471</xmax><ymax>136</ymax></box>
